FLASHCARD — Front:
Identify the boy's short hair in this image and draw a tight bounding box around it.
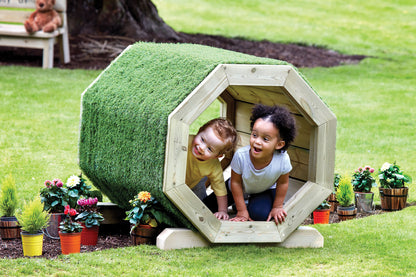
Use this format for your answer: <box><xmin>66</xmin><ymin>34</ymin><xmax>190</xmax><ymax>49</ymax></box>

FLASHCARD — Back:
<box><xmin>250</xmin><ymin>104</ymin><xmax>297</xmax><ymax>151</ymax></box>
<box><xmin>197</xmin><ymin>118</ymin><xmax>238</xmax><ymax>155</ymax></box>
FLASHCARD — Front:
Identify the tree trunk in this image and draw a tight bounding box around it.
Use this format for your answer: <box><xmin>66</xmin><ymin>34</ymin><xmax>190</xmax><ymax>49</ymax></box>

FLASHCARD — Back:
<box><xmin>67</xmin><ymin>0</ymin><xmax>180</xmax><ymax>41</ymax></box>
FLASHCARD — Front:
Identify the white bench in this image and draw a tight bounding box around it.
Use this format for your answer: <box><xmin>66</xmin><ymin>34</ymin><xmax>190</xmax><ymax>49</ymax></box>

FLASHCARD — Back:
<box><xmin>0</xmin><ymin>0</ymin><xmax>70</xmax><ymax>69</ymax></box>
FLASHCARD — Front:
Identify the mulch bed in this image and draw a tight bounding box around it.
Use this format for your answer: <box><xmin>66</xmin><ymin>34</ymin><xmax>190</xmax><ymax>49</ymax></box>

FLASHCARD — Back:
<box><xmin>0</xmin><ymin>32</ymin><xmax>366</xmax><ymax>70</ymax></box>
<box><xmin>0</xmin><ymin>32</ymin><xmax>370</xmax><ymax>259</ymax></box>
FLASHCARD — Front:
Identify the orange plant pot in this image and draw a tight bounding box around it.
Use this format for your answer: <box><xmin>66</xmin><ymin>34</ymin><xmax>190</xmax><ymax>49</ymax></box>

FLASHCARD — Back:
<box><xmin>59</xmin><ymin>232</ymin><xmax>81</xmax><ymax>255</ymax></box>
<box><xmin>313</xmin><ymin>209</ymin><xmax>330</xmax><ymax>224</ymax></box>
<box><xmin>80</xmin><ymin>223</ymin><xmax>99</xmax><ymax>245</ymax></box>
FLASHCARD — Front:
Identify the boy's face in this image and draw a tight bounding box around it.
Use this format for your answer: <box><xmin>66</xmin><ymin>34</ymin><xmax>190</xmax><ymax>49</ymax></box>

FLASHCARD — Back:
<box><xmin>192</xmin><ymin>127</ymin><xmax>224</xmax><ymax>161</ymax></box>
<box><xmin>250</xmin><ymin>118</ymin><xmax>285</xmax><ymax>160</ymax></box>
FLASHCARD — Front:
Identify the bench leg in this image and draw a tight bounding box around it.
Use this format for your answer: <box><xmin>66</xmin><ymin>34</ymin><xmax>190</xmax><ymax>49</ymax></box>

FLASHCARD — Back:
<box><xmin>42</xmin><ymin>39</ymin><xmax>55</xmax><ymax>69</ymax></box>
<box><xmin>59</xmin><ymin>32</ymin><xmax>70</xmax><ymax>64</ymax></box>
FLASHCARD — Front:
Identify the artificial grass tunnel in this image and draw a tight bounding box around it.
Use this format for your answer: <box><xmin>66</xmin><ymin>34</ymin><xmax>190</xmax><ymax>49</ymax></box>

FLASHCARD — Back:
<box><xmin>79</xmin><ymin>42</ymin><xmax>336</xmax><ymax>243</ymax></box>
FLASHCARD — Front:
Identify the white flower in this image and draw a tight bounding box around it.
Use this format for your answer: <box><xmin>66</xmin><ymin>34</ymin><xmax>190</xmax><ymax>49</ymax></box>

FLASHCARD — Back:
<box><xmin>67</xmin><ymin>175</ymin><xmax>80</xmax><ymax>187</ymax></box>
<box><xmin>380</xmin><ymin>162</ymin><xmax>391</xmax><ymax>172</ymax></box>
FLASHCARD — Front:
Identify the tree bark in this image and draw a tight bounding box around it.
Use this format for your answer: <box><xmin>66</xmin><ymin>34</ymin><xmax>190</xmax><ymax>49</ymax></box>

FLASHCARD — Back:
<box><xmin>67</xmin><ymin>0</ymin><xmax>180</xmax><ymax>41</ymax></box>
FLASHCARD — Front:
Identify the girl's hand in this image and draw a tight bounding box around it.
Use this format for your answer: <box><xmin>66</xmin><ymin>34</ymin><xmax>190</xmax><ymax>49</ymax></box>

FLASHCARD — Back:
<box><xmin>214</xmin><ymin>211</ymin><xmax>229</xmax><ymax>220</ymax></box>
<box><xmin>230</xmin><ymin>210</ymin><xmax>252</xmax><ymax>222</ymax></box>
<box><xmin>267</xmin><ymin>207</ymin><xmax>287</xmax><ymax>224</ymax></box>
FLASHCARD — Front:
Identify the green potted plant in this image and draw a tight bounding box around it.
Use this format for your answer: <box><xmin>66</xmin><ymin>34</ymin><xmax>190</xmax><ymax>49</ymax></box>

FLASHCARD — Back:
<box><xmin>125</xmin><ymin>191</ymin><xmax>176</xmax><ymax>245</ymax></box>
<box><xmin>59</xmin><ymin>205</ymin><xmax>83</xmax><ymax>255</ymax></box>
<box><xmin>0</xmin><ymin>174</ymin><xmax>21</xmax><ymax>240</ymax></box>
<box><xmin>336</xmin><ymin>176</ymin><xmax>357</xmax><ymax>221</ymax></box>
<box><xmin>313</xmin><ymin>200</ymin><xmax>331</xmax><ymax>224</ymax></box>
<box><xmin>352</xmin><ymin>165</ymin><xmax>376</xmax><ymax>213</ymax></box>
<box><xmin>378</xmin><ymin>162</ymin><xmax>411</xmax><ymax>211</ymax></box>
<box><xmin>75</xmin><ymin>197</ymin><xmax>104</xmax><ymax>245</ymax></box>
<box><xmin>16</xmin><ymin>197</ymin><xmax>50</xmax><ymax>257</ymax></box>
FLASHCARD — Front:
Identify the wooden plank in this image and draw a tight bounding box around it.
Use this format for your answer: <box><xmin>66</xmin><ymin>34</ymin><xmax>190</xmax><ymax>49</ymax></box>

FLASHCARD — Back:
<box><xmin>310</xmin><ymin>119</ymin><xmax>337</xmax><ymax>190</ymax></box>
<box><xmin>223</xmin><ymin>64</ymin><xmax>292</xmax><ymax>86</ymax></box>
<box><xmin>164</xmin><ymin>184</ymin><xmax>221</xmax><ymax>243</ymax></box>
<box><xmin>218</xmin><ymin>90</ymin><xmax>236</xmax><ymax>126</ymax></box>
<box><xmin>0</xmin><ymin>10</ymin><xmax>32</xmax><ymax>23</ymax></box>
<box><xmin>275</xmin><ymin>226</ymin><xmax>323</xmax><ymax>248</ymax></box>
<box><xmin>234</xmin><ymin>101</ymin><xmax>312</xmax><ymax>149</ymax></box>
<box><xmin>215</xmin><ymin>221</ymin><xmax>281</xmax><ymax>243</ymax></box>
<box><xmin>283</xmin><ymin>68</ymin><xmax>336</xmax><ymax>126</ymax></box>
<box><xmin>0</xmin><ymin>0</ymin><xmax>66</xmax><ymax>11</ymax></box>
<box><xmin>163</xmin><ymin>118</ymin><xmax>188</xmax><ymax>192</ymax></box>
<box><xmin>276</xmin><ymin>181</ymin><xmax>332</xmax><ymax>241</ymax></box>
<box><xmin>169</xmin><ymin>65</ymin><xmax>229</xmax><ymax>125</ymax></box>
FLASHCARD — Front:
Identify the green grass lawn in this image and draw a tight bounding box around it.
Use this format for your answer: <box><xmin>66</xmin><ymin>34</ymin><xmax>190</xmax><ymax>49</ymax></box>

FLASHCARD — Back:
<box><xmin>1</xmin><ymin>0</ymin><xmax>415</xmax><ymax>275</ymax></box>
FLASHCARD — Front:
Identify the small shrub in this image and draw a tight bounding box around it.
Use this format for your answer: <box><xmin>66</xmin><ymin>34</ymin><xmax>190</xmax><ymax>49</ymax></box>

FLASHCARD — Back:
<box><xmin>0</xmin><ymin>174</ymin><xmax>18</xmax><ymax>217</ymax></box>
<box><xmin>336</xmin><ymin>176</ymin><xmax>354</xmax><ymax>207</ymax></box>
<box><xmin>16</xmin><ymin>197</ymin><xmax>50</xmax><ymax>234</ymax></box>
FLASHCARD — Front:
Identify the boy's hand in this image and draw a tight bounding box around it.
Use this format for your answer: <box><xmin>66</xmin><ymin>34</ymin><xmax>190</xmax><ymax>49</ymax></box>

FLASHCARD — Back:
<box><xmin>267</xmin><ymin>207</ymin><xmax>287</xmax><ymax>224</ymax></box>
<box><xmin>230</xmin><ymin>210</ymin><xmax>252</xmax><ymax>222</ymax></box>
<box><xmin>214</xmin><ymin>211</ymin><xmax>229</xmax><ymax>220</ymax></box>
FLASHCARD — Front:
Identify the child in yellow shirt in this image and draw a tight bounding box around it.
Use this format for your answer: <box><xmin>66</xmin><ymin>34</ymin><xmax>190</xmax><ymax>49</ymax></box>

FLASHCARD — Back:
<box><xmin>186</xmin><ymin>118</ymin><xmax>238</xmax><ymax>220</ymax></box>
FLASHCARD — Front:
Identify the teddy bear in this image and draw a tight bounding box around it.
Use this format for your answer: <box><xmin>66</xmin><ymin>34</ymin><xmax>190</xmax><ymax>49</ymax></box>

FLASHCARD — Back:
<box><xmin>24</xmin><ymin>0</ymin><xmax>62</xmax><ymax>33</ymax></box>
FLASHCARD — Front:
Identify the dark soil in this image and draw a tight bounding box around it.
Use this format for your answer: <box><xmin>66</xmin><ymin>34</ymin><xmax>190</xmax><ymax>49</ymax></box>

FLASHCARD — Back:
<box><xmin>0</xmin><ymin>32</ymin><xmax>366</xmax><ymax>70</ymax></box>
<box><xmin>0</xmin><ymin>32</ymin><xmax>370</xmax><ymax>259</ymax></box>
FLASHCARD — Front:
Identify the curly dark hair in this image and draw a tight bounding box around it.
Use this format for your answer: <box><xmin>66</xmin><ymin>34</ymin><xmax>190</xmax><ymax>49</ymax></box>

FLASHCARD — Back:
<box><xmin>250</xmin><ymin>104</ymin><xmax>297</xmax><ymax>151</ymax></box>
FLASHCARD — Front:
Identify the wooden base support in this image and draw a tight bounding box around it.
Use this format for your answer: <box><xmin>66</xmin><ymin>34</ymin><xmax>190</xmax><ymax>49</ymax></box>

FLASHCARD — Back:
<box><xmin>274</xmin><ymin>226</ymin><xmax>323</xmax><ymax>248</ymax></box>
<box><xmin>156</xmin><ymin>226</ymin><xmax>323</xmax><ymax>250</ymax></box>
<box><xmin>156</xmin><ymin>228</ymin><xmax>210</xmax><ymax>250</ymax></box>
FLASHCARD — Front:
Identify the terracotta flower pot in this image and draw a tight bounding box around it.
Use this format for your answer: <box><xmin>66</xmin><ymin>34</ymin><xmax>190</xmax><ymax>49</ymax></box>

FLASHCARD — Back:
<box><xmin>59</xmin><ymin>231</ymin><xmax>81</xmax><ymax>255</ymax></box>
<box><xmin>313</xmin><ymin>209</ymin><xmax>330</xmax><ymax>224</ymax></box>
<box><xmin>80</xmin><ymin>223</ymin><xmax>99</xmax><ymax>245</ymax></box>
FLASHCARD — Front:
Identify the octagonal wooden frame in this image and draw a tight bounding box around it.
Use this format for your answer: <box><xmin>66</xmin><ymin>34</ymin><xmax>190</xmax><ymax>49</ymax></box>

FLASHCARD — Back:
<box><xmin>163</xmin><ymin>64</ymin><xmax>336</xmax><ymax>243</ymax></box>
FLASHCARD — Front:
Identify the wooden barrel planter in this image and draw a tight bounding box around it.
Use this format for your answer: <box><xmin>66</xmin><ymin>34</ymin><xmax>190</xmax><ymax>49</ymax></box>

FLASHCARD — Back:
<box><xmin>379</xmin><ymin>187</ymin><xmax>408</xmax><ymax>211</ymax></box>
<box><xmin>337</xmin><ymin>206</ymin><xmax>357</xmax><ymax>221</ymax></box>
<box><xmin>0</xmin><ymin>216</ymin><xmax>21</xmax><ymax>240</ymax></box>
<box><xmin>130</xmin><ymin>225</ymin><xmax>160</xmax><ymax>245</ymax></box>
<box><xmin>327</xmin><ymin>193</ymin><xmax>339</xmax><ymax>213</ymax></box>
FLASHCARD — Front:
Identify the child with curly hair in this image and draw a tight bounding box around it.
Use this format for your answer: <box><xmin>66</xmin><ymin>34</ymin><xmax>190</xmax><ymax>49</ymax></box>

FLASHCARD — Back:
<box><xmin>229</xmin><ymin>104</ymin><xmax>296</xmax><ymax>224</ymax></box>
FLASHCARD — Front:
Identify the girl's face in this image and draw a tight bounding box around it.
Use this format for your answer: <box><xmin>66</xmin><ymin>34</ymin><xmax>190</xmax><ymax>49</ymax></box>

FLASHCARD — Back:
<box><xmin>192</xmin><ymin>127</ymin><xmax>224</xmax><ymax>161</ymax></box>
<box><xmin>250</xmin><ymin>118</ymin><xmax>285</xmax><ymax>161</ymax></box>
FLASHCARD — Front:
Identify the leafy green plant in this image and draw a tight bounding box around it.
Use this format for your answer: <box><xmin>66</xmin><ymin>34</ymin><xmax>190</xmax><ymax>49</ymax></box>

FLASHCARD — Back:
<box><xmin>59</xmin><ymin>205</ymin><xmax>83</xmax><ymax>233</ymax></box>
<box><xmin>352</xmin><ymin>166</ymin><xmax>376</xmax><ymax>193</ymax></box>
<box><xmin>40</xmin><ymin>178</ymin><xmax>70</xmax><ymax>213</ymax></box>
<box><xmin>336</xmin><ymin>176</ymin><xmax>355</xmax><ymax>207</ymax></box>
<box><xmin>378</xmin><ymin>162</ymin><xmax>411</xmax><ymax>189</ymax></box>
<box><xmin>75</xmin><ymin>197</ymin><xmax>104</xmax><ymax>228</ymax></box>
<box><xmin>0</xmin><ymin>174</ymin><xmax>19</xmax><ymax>217</ymax></box>
<box><xmin>16</xmin><ymin>197</ymin><xmax>50</xmax><ymax>234</ymax></box>
<box><xmin>333</xmin><ymin>173</ymin><xmax>341</xmax><ymax>193</ymax></box>
<box><xmin>125</xmin><ymin>191</ymin><xmax>176</xmax><ymax>231</ymax></box>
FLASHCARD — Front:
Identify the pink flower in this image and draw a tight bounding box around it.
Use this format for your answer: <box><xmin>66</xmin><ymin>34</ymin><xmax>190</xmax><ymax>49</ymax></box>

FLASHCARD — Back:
<box><xmin>370</xmin><ymin>168</ymin><xmax>375</xmax><ymax>173</ymax></box>
<box><xmin>358</xmin><ymin>167</ymin><xmax>363</xmax><ymax>172</ymax></box>
<box><xmin>56</xmin><ymin>180</ymin><xmax>63</xmax><ymax>187</ymax></box>
<box><xmin>44</xmin><ymin>180</ymin><xmax>52</xmax><ymax>187</ymax></box>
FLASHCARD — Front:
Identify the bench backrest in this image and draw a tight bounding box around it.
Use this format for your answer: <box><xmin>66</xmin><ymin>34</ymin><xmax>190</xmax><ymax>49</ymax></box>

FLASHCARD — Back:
<box><xmin>0</xmin><ymin>0</ymin><xmax>67</xmax><ymax>24</ymax></box>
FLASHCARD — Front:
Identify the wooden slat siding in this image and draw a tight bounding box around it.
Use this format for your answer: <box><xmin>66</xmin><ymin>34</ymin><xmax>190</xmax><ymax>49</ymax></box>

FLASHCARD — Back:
<box><xmin>237</xmin><ymin>132</ymin><xmax>309</xmax><ymax>181</ymax></box>
<box><xmin>283</xmin><ymin>68</ymin><xmax>336</xmax><ymax>127</ymax></box>
<box><xmin>0</xmin><ymin>0</ymin><xmax>66</xmax><ymax>11</ymax></box>
<box><xmin>0</xmin><ymin>10</ymin><xmax>33</xmax><ymax>23</ymax></box>
<box><xmin>165</xmin><ymin>184</ymin><xmax>220</xmax><ymax>242</ymax></box>
<box><xmin>218</xmin><ymin>90</ymin><xmax>236</xmax><ymax>126</ymax></box>
<box><xmin>234</xmin><ymin>100</ymin><xmax>312</xmax><ymax>149</ymax></box>
<box><xmin>276</xmin><ymin>181</ymin><xmax>332</xmax><ymax>241</ymax></box>
<box><xmin>226</xmin><ymin>85</ymin><xmax>300</xmax><ymax>115</ymax></box>
<box><xmin>223</xmin><ymin>64</ymin><xmax>291</xmax><ymax>86</ymax></box>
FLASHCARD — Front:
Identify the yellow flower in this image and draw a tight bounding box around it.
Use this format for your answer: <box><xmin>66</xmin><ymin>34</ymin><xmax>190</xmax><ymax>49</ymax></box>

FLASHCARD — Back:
<box><xmin>138</xmin><ymin>191</ymin><xmax>151</xmax><ymax>203</ymax></box>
